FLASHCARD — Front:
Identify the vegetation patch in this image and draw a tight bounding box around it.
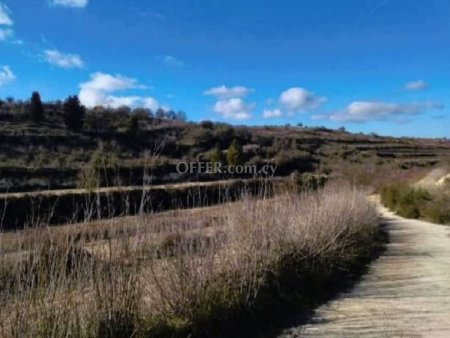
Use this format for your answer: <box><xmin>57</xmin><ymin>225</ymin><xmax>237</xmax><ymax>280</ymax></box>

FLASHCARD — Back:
<box><xmin>0</xmin><ymin>182</ymin><xmax>381</xmax><ymax>337</ymax></box>
<box><xmin>380</xmin><ymin>183</ymin><xmax>450</xmax><ymax>224</ymax></box>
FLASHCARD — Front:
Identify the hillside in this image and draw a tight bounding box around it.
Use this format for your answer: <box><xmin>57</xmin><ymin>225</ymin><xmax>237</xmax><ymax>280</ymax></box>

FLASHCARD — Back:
<box><xmin>0</xmin><ymin>99</ymin><xmax>449</xmax><ymax>192</ymax></box>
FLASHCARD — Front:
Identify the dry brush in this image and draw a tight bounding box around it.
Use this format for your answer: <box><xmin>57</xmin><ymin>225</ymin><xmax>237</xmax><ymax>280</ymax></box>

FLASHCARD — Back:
<box><xmin>0</xmin><ymin>181</ymin><xmax>380</xmax><ymax>337</ymax></box>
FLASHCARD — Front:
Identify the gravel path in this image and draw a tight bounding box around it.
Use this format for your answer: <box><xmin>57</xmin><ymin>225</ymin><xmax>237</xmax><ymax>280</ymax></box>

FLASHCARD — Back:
<box><xmin>278</xmin><ymin>204</ymin><xmax>450</xmax><ymax>338</ymax></box>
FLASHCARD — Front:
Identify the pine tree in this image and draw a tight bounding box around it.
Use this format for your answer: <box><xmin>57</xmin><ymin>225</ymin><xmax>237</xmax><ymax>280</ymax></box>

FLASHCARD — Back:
<box><xmin>209</xmin><ymin>144</ymin><xmax>225</xmax><ymax>164</ymax></box>
<box><xmin>226</xmin><ymin>139</ymin><xmax>244</xmax><ymax>166</ymax></box>
<box><xmin>30</xmin><ymin>91</ymin><xmax>44</xmax><ymax>122</ymax></box>
<box><xmin>63</xmin><ymin>95</ymin><xmax>85</xmax><ymax>130</ymax></box>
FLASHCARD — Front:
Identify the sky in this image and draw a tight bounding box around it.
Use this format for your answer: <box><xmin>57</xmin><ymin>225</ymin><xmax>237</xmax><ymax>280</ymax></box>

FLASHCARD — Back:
<box><xmin>0</xmin><ymin>0</ymin><xmax>449</xmax><ymax>137</ymax></box>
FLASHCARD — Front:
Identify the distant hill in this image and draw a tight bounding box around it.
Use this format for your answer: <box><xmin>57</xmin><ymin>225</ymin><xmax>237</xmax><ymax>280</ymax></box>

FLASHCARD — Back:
<box><xmin>0</xmin><ymin>98</ymin><xmax>449</xmax><ymax>192</ymax></box>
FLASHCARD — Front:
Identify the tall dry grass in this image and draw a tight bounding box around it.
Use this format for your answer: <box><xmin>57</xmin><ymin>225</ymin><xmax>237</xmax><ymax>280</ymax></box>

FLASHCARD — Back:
<box><xmin>0</xmin><ymin>181</ymin><xmax>379</xmax><ymax>337</ymax></box>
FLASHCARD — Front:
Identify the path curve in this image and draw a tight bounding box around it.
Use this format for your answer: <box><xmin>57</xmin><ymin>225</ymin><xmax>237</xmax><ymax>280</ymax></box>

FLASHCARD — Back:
<box><xmin>278</xmin><ymin>204</ymin><xmax>450</xmax><ymax>337</ymax></box>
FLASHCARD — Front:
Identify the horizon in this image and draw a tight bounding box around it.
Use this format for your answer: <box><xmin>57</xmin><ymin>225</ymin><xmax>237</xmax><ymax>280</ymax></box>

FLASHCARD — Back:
<box><xmin>1</xmin><ymin>0</ymin><xmax>449</xmax><ymax>138</ymax></box>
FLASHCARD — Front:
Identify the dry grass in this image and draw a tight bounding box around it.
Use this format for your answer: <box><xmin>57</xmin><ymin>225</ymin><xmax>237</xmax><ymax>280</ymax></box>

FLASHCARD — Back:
<box><xmin>0</xmin><ymin>181</ymin><xmax>379</xmax><ymax>337</ymax></box>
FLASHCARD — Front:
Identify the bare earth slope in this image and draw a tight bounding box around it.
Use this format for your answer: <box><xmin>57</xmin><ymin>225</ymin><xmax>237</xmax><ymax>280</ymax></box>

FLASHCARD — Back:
<box><xmin>278</xmin><ymin>204</ymin><xmax>450</xmax><ymax>338</ymax></box>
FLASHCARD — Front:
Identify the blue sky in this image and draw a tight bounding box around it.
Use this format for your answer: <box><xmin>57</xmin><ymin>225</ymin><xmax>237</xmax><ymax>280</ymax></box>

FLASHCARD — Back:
<box><xmin>0</xmin><ymin>0</ymin><xmax>449</xmax><ymax>137</ymax></box>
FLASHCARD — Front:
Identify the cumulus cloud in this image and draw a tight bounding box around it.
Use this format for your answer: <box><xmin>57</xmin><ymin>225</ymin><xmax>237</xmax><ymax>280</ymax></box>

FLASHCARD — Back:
<box><xmin>159</xmin><ymin>55</ymin><xmax>185</xmax><ymax>69</ymax></box>
<box><xmin>404</xmin><ymin>80</ymin><xmax>427</xmax><ymax>91</ymax></box>
<box><xmin>203</xmin><ymin>85</ymin><xmax>253</xmax><ymax>99</ymax></box>
<box><xmin>213</xmin><ymin>98</ymin><xmax>253</xmax><ymax>120</ymax></box>
<box><xmin>49</xmin><ymin>0</ymin><xmax>88</xmax><ymax>8</ymax></box>
<box><xmin>44</xmin><ymin>49</ymin><xmax>84</xmax><ymax>69</ymax></box>
<box><xmin>321</xmin><ymin>101</ymin><xmax>443</xmax><ymax>122</ymax></box>
<box><xmin>262</xmin><ymin>108</ymin><xmax>283</xmax><ymax>119</ymax></box>
<box><xmin>279</xmin><ymin>87</ymin><xmax>327</xmax><ymax>112</ymax></box>
<box><xmin>0</xmin><ymin>3</ymin><xmax>12</xmax><ymax>26</ymax></box>
<box><xmin>0</xmin><ymin>65</ymin><xmax>15</xmax><ymax>86</ymax></box>
<box><xmin>204</xmin><ymin>85</ymin><xmax>255</xmax><ymax>120</ymax></box>
<box><xmin>0</xmin><ymin>27</ymin><xmax>12</xmax><ymax>40</ymax></box>
<box><xmin>79</xmin><ymin>72</ymin><xmax>159</xmax><ymax>110</ymax></box>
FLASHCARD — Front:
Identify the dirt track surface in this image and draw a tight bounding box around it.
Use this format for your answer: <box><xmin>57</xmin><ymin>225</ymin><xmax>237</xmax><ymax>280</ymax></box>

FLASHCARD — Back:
<box><xmin>278</xmin><ymin>204</ymin><xmax>450</xmax><ymax>337</ymax></box>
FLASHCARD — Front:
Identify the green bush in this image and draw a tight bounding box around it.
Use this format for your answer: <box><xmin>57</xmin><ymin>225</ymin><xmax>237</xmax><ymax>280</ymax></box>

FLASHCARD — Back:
<box><xmin>380</xmin><ymin>183</ymin><xmax>450</xmax><ymax>224</ymax></box>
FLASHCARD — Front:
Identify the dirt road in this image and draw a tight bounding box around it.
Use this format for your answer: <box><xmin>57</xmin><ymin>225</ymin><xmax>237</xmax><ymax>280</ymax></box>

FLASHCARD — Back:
<box><xmin>278</xmin><ymin>204</ymin><xmax>450</xmax><ymax>337</ymax></box>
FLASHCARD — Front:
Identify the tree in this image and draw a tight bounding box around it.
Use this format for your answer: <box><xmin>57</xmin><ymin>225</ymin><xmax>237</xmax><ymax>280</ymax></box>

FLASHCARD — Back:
<box><xmin>126</xmin><ymin>114</ymin><xmax>140</xmax><ymax>141</ymax></box>
<box><xmin>85</xmin><ymin>112</ymin><xmax>101</xmax><ymax>132</ymax></box>
<box><xmin>64</xmin><ymin>95</ymin><xmax>86</xmax><ymax>130</ymax></box>
<box><xmin>30</xmin><ymin>91</ymin><xmax>44</xmax><ymax>121</ymax></box>
<box><xmin>155</xmin><ymin>108</ymin><xmax>166</xmax><ymax>119</ymax></box>
<box><xmin>201</xmin><ymin>120</ymin><xmax>214</xmax><ymax>129</ymax></box>
<box><xmin>132</xmin><ymin>108</ymin><xmax>153</xmax><ymax>119</ymax></box>
<box><xmin>165</xmin><ymin>110</ymin><xmax>177</xmax><ymax>120</ymax></box>
<box><xmin>209</xmin><ymin>144</ymin><xmax>225</xmax><ymax>164</ymax></box>
<box><xmin>226</xmin><ymin>139</ymin><xmax>244</xmax><ymax>166</ymax></box>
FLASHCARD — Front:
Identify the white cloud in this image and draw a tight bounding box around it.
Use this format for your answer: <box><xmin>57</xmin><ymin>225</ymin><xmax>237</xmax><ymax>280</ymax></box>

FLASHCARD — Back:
<box><xmin>0</xmin><ymin>3</ymin><xmax>13</xmax><ymax>26</ymax></box>
<box><xmin>0</xmin><ymin>27</ymin><xmax>12</xmax><ymax>40</ymax></box>
<box><xmin>0</xmin><ymin>4</ymin><xmax>14</xmax><ymax>42</ymax></box>
<box><xmin>79</xmin><ymin>72</ymin><xmax>159</xmax><ymax>110</ymax></box>
<box><xmin>0</xmin><ymin>65</ymin><xmax>15</xmax><ymax>86</ymax></box>
<box><xmin>141</xmin><ymin>97</ymin><xmax>160</xmax><ymax>111</ymax></box>
<box><xmin>262</xmin><ymin>108</ymin><xmax>283</xmax><ymax>119</ymax></box>
<box><xmin>322</xmin><ymin>101</ymin><xmax>443</xmax><ymax>122</ymax></box>
<box><xmin>44</xmin><ymin>49</ymin><xmax>84</xmax><ymax>69</ymax></box>
<box><xmin>279</xmin><ymin>87</ymin><xmax>326</xmax><ymax>112</ymax></box>
<box><xmin>213</xmin><ymin>98</ymin><xmax>253</xmax><ymax>120</ymax></box>
<box><xmin>204</xmin><ymin>85</ymin><xmax>252</xmax><ymax>99</ymax></box>
<box><xmin>159</xmin><ymin>55</ymin><xmax>185</xmax><ymax>69</ymax></box>
<box><xmin>404</xmin><ymin>80</ymin><xmax>427</xmax><ymax>91</ymax></box>
<box><xmin>50</xmin><ymin>0</ymin><xmax>88</xmax><ymax>8</ymax></box>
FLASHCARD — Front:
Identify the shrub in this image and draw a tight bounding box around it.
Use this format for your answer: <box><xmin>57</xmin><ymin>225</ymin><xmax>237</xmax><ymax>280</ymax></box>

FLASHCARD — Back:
<box><xmin>380</xmin><ymin>182</ymin><xmax>450</xmax><ymax>224</ymax></box>
<box><xmin>422</xmin><ymin>192</ymin><xmax>450</xmax><ymax>224</ymax></box>
<box><xmin>226</xmin><ymin>139</ymin><xmax>244</xmax><ymax>166</ymax></box>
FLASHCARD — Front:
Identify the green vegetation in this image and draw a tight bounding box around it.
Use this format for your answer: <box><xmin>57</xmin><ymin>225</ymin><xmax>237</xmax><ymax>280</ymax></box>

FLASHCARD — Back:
<box><xmin>380</xmin><ymin>183</ymin><xmax>431</xmax><ymax>218</ymax></box>
<box><xmin>380</xmin><ymin>183</ymin><xmax>450</xmax><ymax>224</ymax></box>
<box><xmin>0</xmin><ymin>93</ymin><xmax>449</xmax><ymax>193</ymax></box>
<box><xmin>226</xmin><ymin>139</ymin><xmax>244</xmax><ymax>166</ymax></box>
<box><xmin>208</xmin><ymin>144</ymin><xmax>225</xmax><ymax>165</ymax></box>
<box><xmin>126</xmin><ymin>114</ymin><xmax>140</xmax><ymax>143</ymax></box>
<box><xmin>63</xmin><ymin>95</ymin><xmax>86</xmax><ymax>130</ymax></box>
<box><xmin>30</xmin><ymin>92</ymin><xmax>44</xmax><ymax>122</ymax></box>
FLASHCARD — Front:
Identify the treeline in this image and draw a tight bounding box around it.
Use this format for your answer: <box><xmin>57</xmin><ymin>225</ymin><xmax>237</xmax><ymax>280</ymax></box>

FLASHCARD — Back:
<box><xmin>0</xmin><ymin>92</ymin><xmax>187</xmax><ymax>131</ymax></box>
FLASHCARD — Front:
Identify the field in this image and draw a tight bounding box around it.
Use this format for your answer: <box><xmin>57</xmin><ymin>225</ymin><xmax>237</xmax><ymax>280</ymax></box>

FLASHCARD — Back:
<box><xmin>0</xmin><ymin>181</ymin><xmax>382</xmax><ymax>337</ymax></box>
<box><xmin>0</xmin><ymin>104</ymin><xmax>449</xmax><ymax>337</ymax></box>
